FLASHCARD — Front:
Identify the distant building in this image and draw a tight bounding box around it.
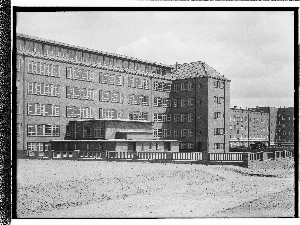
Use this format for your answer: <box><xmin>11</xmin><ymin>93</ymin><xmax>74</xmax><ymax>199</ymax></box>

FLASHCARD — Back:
<box><xmin>229</xmin><ymin>106</ymin><xmax>294</xmax><ymax>148</ymax></box>
<box><xmin>16</xmin><ymin>33</ymin><xmax>231</xmax><ymax>155</ymax></box>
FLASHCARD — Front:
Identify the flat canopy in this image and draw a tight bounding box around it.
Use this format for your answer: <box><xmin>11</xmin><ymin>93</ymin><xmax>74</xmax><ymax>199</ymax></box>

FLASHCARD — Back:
<box><xmin>51</xmin><ymin>139</ymin><xmax>178</xmax><ymax>142</ymax></box>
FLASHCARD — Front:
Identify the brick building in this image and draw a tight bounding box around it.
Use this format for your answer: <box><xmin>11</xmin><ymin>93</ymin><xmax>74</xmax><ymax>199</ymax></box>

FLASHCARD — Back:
<box><xmin>229</xmin><ymin>106</ymin><xmax>294</xmax><ymax>148</ymax></box>
<box><xmin>15</xmin><ymin>33</ymin><xmax>231</xmax><ymax>154</ymax></box>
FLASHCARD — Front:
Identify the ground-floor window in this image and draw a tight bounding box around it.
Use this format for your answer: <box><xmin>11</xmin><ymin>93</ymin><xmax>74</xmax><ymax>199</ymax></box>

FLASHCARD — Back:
<box><xmin>27</xmin><ymin>142</ymin><xmax>50</xmax><ymax>151</ymax></box>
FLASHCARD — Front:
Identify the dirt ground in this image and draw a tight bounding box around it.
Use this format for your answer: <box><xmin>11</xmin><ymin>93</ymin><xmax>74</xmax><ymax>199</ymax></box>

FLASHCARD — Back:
<box><xmin>16</xmin><ymin>159</ymin><xmax>295</xmax><ymax>218</ymax></box>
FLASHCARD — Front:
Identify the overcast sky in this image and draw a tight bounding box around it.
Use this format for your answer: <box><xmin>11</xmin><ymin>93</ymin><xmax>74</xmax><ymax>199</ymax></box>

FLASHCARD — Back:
<box><xmin>16</xmin><ymin>11</ymin><xmax>295</xmax><ymax>108</ymax></box>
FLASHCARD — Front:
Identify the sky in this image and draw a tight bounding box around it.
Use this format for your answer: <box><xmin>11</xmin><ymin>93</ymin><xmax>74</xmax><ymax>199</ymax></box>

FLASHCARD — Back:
<box><xmin>16</xmin><ymin>11</ymin><xmax>295</xmax><ymax>108</ymax></box>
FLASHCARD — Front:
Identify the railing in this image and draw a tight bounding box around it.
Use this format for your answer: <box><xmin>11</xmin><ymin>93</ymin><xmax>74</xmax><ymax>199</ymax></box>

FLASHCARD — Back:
<box><xmin>138</xmin><ymin>152</ymin><xmax>167</xmax><ymax>160</ymax></box>
<box><xmin>79</xmin><ymin>151</ymin><xmax>105</xmax><ymax>159</ymax></box>
<box><xmin>107</xmin><ymin>151</ymin><xmax>135</xmax><ymax>159</ymax></box>
<box><xmin>172</xmin><ymin>152</ymin><xmax>202</xmax><ymax>161</ymax></box>
<box><xmin>209</xmin><ymin>153</ymin><xmax>243</xmax><ymax>161</ymax></box>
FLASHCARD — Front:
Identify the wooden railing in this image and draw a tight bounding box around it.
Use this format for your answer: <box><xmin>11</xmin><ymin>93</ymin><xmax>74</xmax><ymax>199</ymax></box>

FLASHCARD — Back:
<box><xmin>172</xmin><ymin>152</ymin><xmax>202</xmax><ymax>161</ymax></box>
<box><xmin>138</xmin><ymin>152</ymin><xmax>167</xmax><ymax>160</ymax></box>
<box><xmin>107</xmin><ymin>151</ymin><xmax>135</xmax><ymax>159</ymax></box>
<box><xmin>79</xmin><ymin>151</ymin><xmax>105</xmax><ymax>159</ymax></box>
<box><xmin>209</xmin><ymin>153</ymin><xmax>243</xmax><ymax>162</ymax></box>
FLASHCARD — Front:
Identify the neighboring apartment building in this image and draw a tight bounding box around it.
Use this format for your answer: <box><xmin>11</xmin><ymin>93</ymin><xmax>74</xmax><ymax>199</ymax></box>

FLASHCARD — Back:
<box><xmin>229</xmin><ymin>106</ymin><xmax>294</xmax><ymax>148</ymax></box>
<box><xmin>15</xmin><ymin>33</ymin><xmax>231</xmax><ymax>154</ymax></box>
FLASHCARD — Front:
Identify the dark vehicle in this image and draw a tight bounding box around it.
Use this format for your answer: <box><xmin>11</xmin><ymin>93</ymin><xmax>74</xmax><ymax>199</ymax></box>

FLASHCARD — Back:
<box><xmin>250</xmin><ymin>142</ymin><xmax>267</xmax><ymax>149</ymax></box>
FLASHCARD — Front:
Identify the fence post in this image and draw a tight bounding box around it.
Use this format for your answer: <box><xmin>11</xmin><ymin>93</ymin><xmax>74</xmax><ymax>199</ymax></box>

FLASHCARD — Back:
<box><xmin>48</xmin><ymin>150</ymin><xmax>54</xmax><ymax>159</ymax></box>
<box><xmin>166</xmin><ymin>152</ymin><xmax>172</xmax><ymax>161</ymax></box>
<box><xmin>73</xmin><ymin>150</ymin><xmax>80</xmax><ymax>160</ymax></box>
<box><xmin>201</xmin><ymin>152</ymin><xmax>209</xmax><ymax>165</ymax></box>
<box><xmin>242</xmin><ymin>153</ymin><xmax>249</xmax><ymax>168</ymax></box>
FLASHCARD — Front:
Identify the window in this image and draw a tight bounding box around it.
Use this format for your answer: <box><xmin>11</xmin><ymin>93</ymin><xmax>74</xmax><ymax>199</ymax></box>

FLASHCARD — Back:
<box><xmin>164</xmin><ymin>83</ymin><xmax>171</xmax><ymax>92</ymax></box>
<box><xmin>181</xmin><ymin>129</ymin><xmax>187</xmax><ymax>137</ymax></box>
<box><xmin>173</xmin><ymin>99</ymin><xmax>178</xmax><ymax>108</ymax></box>
<box><xmin>214</xmin><ymin>143</ymin><xmax>224</xmax><ymax>150</ymax></box>
<box><xmin>66</xmin><ymin>86</ymin><xmax>94</xmax><ymax>100</ymax></box>
<box><xmin>181</xmin><ymin>114</ymin><xmax>187</xmax><ymax>123</ymax></box>
<box><xmin>181</xmin><ymin>98</ymin><xmax>186</xmax><ymax>107</ymax></box>
<box><xmin>162</xmin><ymin>98</ymin><xmax>171</xmax><ymax>107</ymax></box>
<box><xmin>174</xmin><ymin>129</ymin><xmax>179</xmax><ymax>138</ymax></box>
<box><xmin>187</xmin><ymin>82</ymin><xmax>193</xmax><ymax>91</ymax></box>
<box><xmin>67</xmin><ymin>106</ymin><xmax>93</xmax><ymax>118</ymax></box>
<box><xmin>129</xmin><ymin>111</ymin><xmax>149</xmax><ymax>121</ymax></box>
<box><xmin>163</xmin><ymin>129</ymin><xmax>171</xmax><ymax>137</ymax></box>
<box><xmin>17</xmin><ymin>123</ymin><xmax>21</xmax><ymax>136</ymax></box>
<box><xmin>99</xmin><ymin>90</ymin><xmax>111</xmax><ymax>102</ymax></box>
<box><xmin>174</xmin><ymin>83</ymin><xmax>179</xmax><ymax>92</ymax></box>
<box><xmin>108</xmin><ymin>74</ymin><xmax>115</xmax><ymax>85</ymax></box>
<box><xmin>187</xmin><ymin>98</ymin><xmax>194</xmax><ymax>107</ymax></box>
<box><xmin>180</xmin><ymin>142</ymin><xmax>194</xmax><ymax>150</ymax></box>
<box><xmin>181</xmin><ymin>83</ymin><xmax>187</xmax><ymax>92</ymax></box>
<box><xmin>214</xmin><ymin>112</ymin><xmax>222</xmax><ymax>119</ymax></box>
<box><xmin>188</xmin><ymin>113</ymin><xmax>194</xmax><ymax>122</ymax></box>
<box><xmin>174</xmin><ymin>114</ymin><xmax>180</xmax><ymax>122</ymax></box>
<box><xmin>28</xmin><ymin>82</ymin><xmax>60</xmax><ymax>97</ymax></box>
<box><xmin>99</xmin><ymin>108</ymin><xmax>118</xmax><ymax>119</ymax></box>
<box><xmin>154</xmin><ymin>97</ymin><xmax>162</xmax><ymax>107</ymax></box>
<box><xmin>100</xmin><ymin>72</ymin><xmax>108</xmax><ymax>84</ymax></box>
<box><xmin>153</xmin><ymin>81</ymin><xmax>159</xmax><ymax>91</ymax></box>
<box><xmin>115</xmin><ymin>75</ymin><xmax>124</xmax><ymax>86</ymax></box>
<box><xmin>214</xmin><ymin>128</ymin><xmax>224</xmax><ymax>135</ymax></box>
<box><xmin>28</xmin><ymin>61</ymin><xmax>60</xmax><ymax>78</ymax></box>
<box><xmin>28</xmin><ymin>103</ymin><xmax>60</xmax><ymax>117</ymax></box>
<box><xmin>94</xmin><ymin>123</ymin><xmax>105</xmax><ymax>138</ymax></box>
<box><xmin>27</xmin><ymin>124</ymin><xmax>60</xmax><ymax>136</ymax></box>
<box><xmin>153</xmin><ymin>129</ymin><xmax>163</xmax><ymax>138</ymax></box>
<box><xmin>27</xmin><ymin>142</ymin><xmax>50</xmax><ymax>152</ymax></box>
<box><xmin>187</xmin><ymin>129</ymin><xmax>193</xmax><ymax>137</ymax></box>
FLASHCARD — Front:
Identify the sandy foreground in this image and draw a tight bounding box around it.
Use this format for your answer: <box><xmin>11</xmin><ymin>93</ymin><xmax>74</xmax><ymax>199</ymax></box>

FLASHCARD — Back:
<box><xmin>16</xmin><ymin>159</ymin><xmax>295</xmax><ymax>218</ymax></box>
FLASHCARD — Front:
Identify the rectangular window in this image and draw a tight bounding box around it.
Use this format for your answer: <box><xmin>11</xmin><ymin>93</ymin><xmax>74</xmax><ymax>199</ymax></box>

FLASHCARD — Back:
<box><xmin>163</xmin><ymin>129</ymin><xmax>171</xmax><ymax>137</ymax></box>
<box><xmin>174</xmin><ymin>129</ymin><xmax>179</xmax><ymax>138</ymax></box>
<box><xmin>67</xmin><ymin>106</ymin><xmax>93</xmax><ymax>118</ymax></box>
<box><xmin>27</xmin><ymin>124</ymin><xmax>60</xmax><ymax>136</ymax></box>
<box><xmin>174</xmin><ymin>83</ymin><xmax>179</xmax><ymax>92</ymax></box>
<box><xmin>115</xmin><ymin>75</ymin><xmax>124</xmax><ymax>86</ymax></box>
<box><xmin>154</xmin><ymin>97</ymin><xmax>162</xmax><ymax>107</ymax></box>
<box><xmin>181</xmin><ymin>129</ymin><xmax>187</xmax><ymax>137</ymax></box>
<box><xmin>188</xmin><ymin>113</ymin><xmax>194</xmax><ymax>122</ymax></box>
<box><xmin>187</xmin><ymin>98</ymin><xmax>194</xmax><ymax>107</ymax></box>
<box><xmin>181</xmin><ymin>83</ymin><xmax>187</xmax><ymax>92</ymax></box>
<box><xmin>214</xmin><ymin>143</ymin><xmax>224</xmax><ymax>150</ymax></box>
<box><xmin>214</xmin><ymin>128</ymin><xmax>224</xmax><ymax>135</ymax></box>
<box><xmin>174</xmin><ymin>114</ymin><xmax>180</xmax><ymax>122</ymax></box>
<box><xmin>173</xmin><ymin>99</ymin><xmax>178</xmax><ymax>108</ymax></box>
<box><xmin>17</xmin><ymin>123</ymin><xmax>21</xmax><ymax>136</ymax></box>
<box><xmin>153</xmin><ymin>81</ymin><xmax>159</xmax><ymax>91</ymax></box>
<box><xmin>188</xmin><ymin>82</ymin><xmax>193</xmax><ymax>91</ymax></box>
<box><xmin>181</xmin><ymin>98</ymin><xmax>186</xmax><ymax>107</ymax></box>
<box><xmin>100</xmin><ymin>72</ymin><xmax>108</xmax><ymax>84</ymax></box>
<box><xmin>108</xmin><ymin>74</ymin><xmax>115</xmax><ymax>85</ymax></box>
<box><xmin>187</xmin><ymin>129</ymin><xmax>193</xmax><ymax>137</ymax></box>
<box><xmin>164</xmin><ymin>83</ymin><xmax>172</xmax><ymax>92</ymax></box>
<box><xmin>181</xmin><ymin>114</ymin><xmax>187</xmax><ymax>123</ymax></box>
<box><xmin>162</xmin><ymin>98</ymin><xmax>172</xmax><ymax>108</ymax></box>
<box><xmin>128</xmin><ymin>77</ymin><xmax>135</xmax><ymax>88</ymax></box>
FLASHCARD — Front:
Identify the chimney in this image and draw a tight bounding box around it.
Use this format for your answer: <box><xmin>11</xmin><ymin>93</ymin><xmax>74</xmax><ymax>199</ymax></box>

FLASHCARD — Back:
<box><xmin>175</xmin><ymin>62</ymin><xmax>178</xmax><ymax>71</ymax></box>
<box><xmin>234</xmin><ymin>106</ymin><xmax>237</xmax><ymax>109</ymax></box>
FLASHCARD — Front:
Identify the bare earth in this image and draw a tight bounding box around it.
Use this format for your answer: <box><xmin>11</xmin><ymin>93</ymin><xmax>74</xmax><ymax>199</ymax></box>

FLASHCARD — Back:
<box><xmin>16</xmin><ymin>159</ymin><xmax>295</xmax><ymax>218</ymax></box>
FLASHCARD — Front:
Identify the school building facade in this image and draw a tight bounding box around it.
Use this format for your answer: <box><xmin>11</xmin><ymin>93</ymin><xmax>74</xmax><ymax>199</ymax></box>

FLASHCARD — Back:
<box><xmin>16</xmin><ymin>33</ymin><xmax>231</xmax><ymax>154</ymax></box>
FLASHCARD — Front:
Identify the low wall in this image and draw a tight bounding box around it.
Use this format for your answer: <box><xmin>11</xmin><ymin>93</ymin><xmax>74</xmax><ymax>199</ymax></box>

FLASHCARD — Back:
<box><xmin>248</xmin><ymin>158</ymin><xmax>294</xmax><ymax>170</ymax></box>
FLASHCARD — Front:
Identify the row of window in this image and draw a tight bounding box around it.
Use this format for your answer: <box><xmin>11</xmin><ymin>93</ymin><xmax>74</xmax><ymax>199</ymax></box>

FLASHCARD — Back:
<box><xmin>213</xmin><ymin>80</ymin><xmax>225</xmax><ymax>89</ymax></box>
<box><xmin>174</xmin><ymin>113</ymin><xmax>194</xmax><ymax>123</ymax></box>
<box><xmin>173</xmin><ymin>82</ymin><xmax>193</xmax><ymax>92</ymax></box>
<box><xmin>214</xmin><ymin>143</ymin><xmax>224</xmax><ymax>150</ymax></box>
<box><xmin>100</xmin><ymin>73</ymin><xmax>124</xmax><ymax>86</ymax></box>
<box><xmin>28</xmin><ymin>103</ymin><xmax>60</xmax><ymax>117</ymax></box>
<box><xmin>99</xmin><ymin>108</ymin><xmax>125</xmax><ymax>120</ymax></box>
<box><xmin>27</xmin><ymin>124</ymin><xmax>60</xmax><ymax>136</ymax></box>
<box><xmin>153</xmin><ymin>81</ymin><xmax>172</xmax><ymax>92</ymax></box>
<box><xmin>128</xmin><ymin>77</ymin><xmax>150</xmax><ymax>90</ymax></box>
<box><xmin>100</xmin><ymin>90</ymin><xmax>125</xmax><ymax>103</ymax></box>
<box><xmin>153</xmin><ymin>113</ymin><xmax>172</xmax><ymax>122</ymax></box>
<box><xmin>174</xmin><ymin>129</ymin><xmax>194</xmax><ymax>138</ymax></box>
<box><xmin>66</xmin><ymin>86</ymin><xmax>94</xmax><ymax>100</ymax></box>
<box><xmin>27</xmin><ymin>142</ymin><xmax>51</xmax><ymax>151</ymax></box>
<box><xmin>129</xmin><ymin>111</ymin><xmax>149</xmax><ymax>121</ymax></box>
<box><xmin>179</xmin><ymin>142</ymin><xmax>194</xmax><ymax>150</ymax></box>
<box><xmin>28</xmin><ymin>61</ymin><xmax>60</xmax><ymax>78</ymax></box>
<box><xmin>28</xmin><ymin>82</ymin><xmax>60</xmax><ymax>97</ymax></box>
<box><xmin>19</xmin><ymin>41</ymin><xmax>169</xmax><ymax>75</ymax></box>
<box><xmin>66</xmin><ymin>106</ymin><xmax>93</xmax><ymax>118</ymax></box>
<box><xmin>66</xmin><ymin>67</ymin><xmax>94</xmax><ymax>82</ymax></box>
<box><xmin>154</xmin><ymin>97</ymin><xmax>172</xmax><ymax>107</ymax></box>
<box><xmin>153</xmin><ymin>129</ymin><xmax>171</xmax><ymax>138</ymax></box>
<box><xmin>173</xmin><ymin>98</ymin><xmax>194</xmax><ymax>108</ymax></box>
<box><xmin>213</xmin><ymin>96</ymin><xmax>224</xmax><ymax>104</ymax></box>
<box><xmin>214</xmin><ymin>128</ymin><xmax>225</xmax><ymax>135</ymax></box>
<box><xmin>128</xmin><ymin>94</ymin><xmax>149</xmax><ymax>106</ymax></box>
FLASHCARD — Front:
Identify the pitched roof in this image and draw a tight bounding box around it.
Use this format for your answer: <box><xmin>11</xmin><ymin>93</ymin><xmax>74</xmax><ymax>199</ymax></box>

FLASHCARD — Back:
<box><xmin>171</xmin><ymin>61</ymin><xmax>230</xmax><ymax>81</ymax></box>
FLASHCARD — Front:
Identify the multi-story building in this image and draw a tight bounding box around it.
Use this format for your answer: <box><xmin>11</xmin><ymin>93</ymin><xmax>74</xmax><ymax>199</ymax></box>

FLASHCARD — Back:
<box><xmin>15</xmin><ymin>33</ymin><xmax>231</xmax><ymax>155</ymax></box>
<box><xmin>229</xmin><ymin>106</ymin><xmax>294</xmax><ymax>148</ymax></box>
